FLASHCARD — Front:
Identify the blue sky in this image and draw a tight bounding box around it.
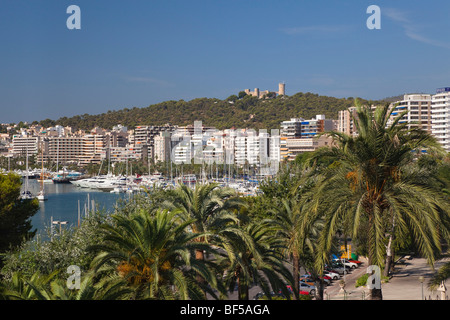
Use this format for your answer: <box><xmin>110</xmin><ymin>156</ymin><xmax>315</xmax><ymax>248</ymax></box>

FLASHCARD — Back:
<box><xmin>1</xmin><ymin>0</ymin><xmax>450</xmax><ymax>123</ymax></box>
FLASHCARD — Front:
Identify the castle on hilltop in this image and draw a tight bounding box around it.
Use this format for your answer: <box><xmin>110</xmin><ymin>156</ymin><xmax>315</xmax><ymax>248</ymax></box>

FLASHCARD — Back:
<box><xmin>244</xmin><ymin>82</ymin><xmax>285</xmax><ymax>99</ymax></box>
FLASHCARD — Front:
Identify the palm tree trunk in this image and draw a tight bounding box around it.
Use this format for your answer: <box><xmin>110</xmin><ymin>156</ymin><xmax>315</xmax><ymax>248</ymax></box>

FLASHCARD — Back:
<box><xmin>236</xmin><ymin>268</ymin><xmax>249</xmax><ymax>300</ymax></box>
<box><xmin>384</xmin><ymin>213</ymin><xmax>396</xmax><ymax>278</ymax></box>
<box><xmin>292</xmin><ymin>253</ymin><xmax>300</xmax><ymax>300</ymax></box>
<box><xmin>315</xmin><ymin>278</ymin><xmax>324</xmax><ymax>300</ymax></box>
<box><xmin>367</xmin><ymin>210</ymin><xmax>383</xmax><ymax>300</ymax></box>
<box><xmin>195</xmin><ymin>248</ymin><xmax>207</xmax><ymax>298</ymax></box>
<box><xmin>383</xmin><ymin>234</ymin><xmax>393</xmax><ymax>278</ymax></box>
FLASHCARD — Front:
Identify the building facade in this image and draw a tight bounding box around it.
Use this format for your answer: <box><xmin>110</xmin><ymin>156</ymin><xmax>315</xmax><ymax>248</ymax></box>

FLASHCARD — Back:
<box><xmin>432</xmin><ymin>88</ymin><xmax>450</xmax><ymax>152</ymax></box>
<box><xmin>389</xmin><ymin>94</ymin><xmax>432</xmax><ymax>133</ymax></box>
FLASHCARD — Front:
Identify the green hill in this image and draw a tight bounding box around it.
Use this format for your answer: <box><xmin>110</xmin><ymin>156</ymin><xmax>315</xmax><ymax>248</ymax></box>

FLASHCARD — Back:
<box><xmin>38</xmin><ymin>92</ymin><xmax>384</xmax><ymax>131</ymax></box>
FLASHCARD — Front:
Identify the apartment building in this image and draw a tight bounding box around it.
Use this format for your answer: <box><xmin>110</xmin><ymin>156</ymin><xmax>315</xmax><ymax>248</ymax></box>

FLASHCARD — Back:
<box><xmin>284</xmin><ymin>135</ymin><xmax>333</xmax><ymax>161</ymax></box>
<box><xmin>105</xmin><ymin>146</ymin><xmax>140</xmax><ymax>164</ymax></box>
<box><xmin>432</xmin><ymin>87</ymin><xmax>450</xmax><ymax>152</ymax></box>
<box><xmin>40</xmin><ymin>136</ymin><xmax>84</xmax><ymax>165</ymax></box>
<box><xmin>233</xmin><ymin>129</ymin><xmax>269</xmax><ymax>166</ymax></box>
<box><xmin>337</xmin><ymin>107</ymin><xmax>358</xmax><ymax>137</ymax></box>
<box><xmin>11</xmin><ymin>135</ymin><xmax>39</xmax><ymax>156</ymax></box>
<box><xmin>389</xmin><ymin>94</ymin><xmax>432</xmax><ymax>133</ymax></box>
<box><xmin>79</xmin><ymin>134</ymin><xmax>106</xmax><ymax>166</ymax></box>
<box><xmin>280</xmin><ymin>115</ymin><xmax>334</xmax><ymax>161</ymax></box>
<box><xmin>154</xmin><ymin>132</ymin><xmax>172</xmax><ymax>163</ymax></box>
<box><xmin>281</xmin><ymin>115</ymin><xmax>334</xmax><ymax>139</ymax></box>
<box><xmin>132</xmin><ymin>124</ymin><xmax>176</xmax><ymax>160</ymax></box>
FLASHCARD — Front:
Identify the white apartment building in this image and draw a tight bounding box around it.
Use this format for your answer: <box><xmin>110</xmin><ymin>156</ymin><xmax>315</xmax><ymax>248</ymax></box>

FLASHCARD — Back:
<box><xmin>203</xmin><ymin>131</ymin><xmax>225</xmax><ymax>165</ymax></box>
<box><xmin>12</xmin><ymin>135</ymin><xmax>39</xmax><ymax>156</ymax></box>
<box><xmin>432</xmin><ymin>88</ymin><xmax>450</xmax><ymax>152</ymax></box>
<box><xmin>233</xmin><ymin>129</ymin><xmax>270</xmax><ymax>166</ymax></box>
<box><xmin>154</xmin><ymin>132</ymin><xmax>172</xmax><ymax>163</ymax></box>
<box><xmin>389</xmin><ymin>94</ymin><xmax>432</xmax><ymax>133</ymax></box>
<box><xmin>168</xmin><ymin>126</ymin><xmax>280</xmax><ymax>171</ymax></box>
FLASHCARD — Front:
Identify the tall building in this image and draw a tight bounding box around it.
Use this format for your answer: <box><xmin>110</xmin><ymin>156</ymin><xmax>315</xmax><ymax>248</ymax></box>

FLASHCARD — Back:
<box><xmin>389</xmin><ymin>94</ymin><xmax>432</xmax><ymax>133</ymax></box>
<box><xmin>41</xmin><ymin>136</ymin><xmax>84</xmax><ymax>165</ymax></box>
<box><xmin>281</xmin><ymin>115</ymin><xmax>334</xmax><ymax>139</ymax></box>
<box><xmin>280</xmin><ymin>115</ymin><xmax>334</xmax><ymax>161</ymax></box>
<box><xmin>12</xmin><ymin>136</ymin><xmax>39</xmax><ymax>156</ymax></box>
<box><xmin>132</xmin><ymin>124</ymin><xmax>176</xmax><ymax>161</ymax></box>
<box><xmin>337</xmin><ymin>107</ymin><xmax>357</xmax><ymax>137</ymax></box>
<box><xmin>154</xmin><ymin>132</ymin><xmax>172</xmax><ymax>163</ymax></box>
<box><xmin>79</xmin><ymin>134</ymin><xmax>106</xmax><ymax>166</ymax></box>
<box><xmin>280</xmin><ymin>118</ymin><xmax>303</xmax><ymax>139</ymax></box>
<box><xmin>432</xmin><ymin>88</ymin><xmax>450</xmax><ymax>152</ymax></box>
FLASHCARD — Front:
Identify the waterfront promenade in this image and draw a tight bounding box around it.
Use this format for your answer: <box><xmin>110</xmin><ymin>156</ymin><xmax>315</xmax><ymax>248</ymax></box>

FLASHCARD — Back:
<box><xmin>227</xmin><ymin>254</ymin><xmax>450</xmax><ymax>300</ymax></box>
<box><xmin>325</xmin><ymin>255</ymin><xmax>450</xmax><ymax>300</ymax></box>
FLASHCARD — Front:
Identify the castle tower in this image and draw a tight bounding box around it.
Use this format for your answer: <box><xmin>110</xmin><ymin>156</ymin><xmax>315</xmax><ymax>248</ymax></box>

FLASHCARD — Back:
<box><xmin>278</xmin><ymin>82</ymin><xmax>285</xmax><ymax>96</ymax></box>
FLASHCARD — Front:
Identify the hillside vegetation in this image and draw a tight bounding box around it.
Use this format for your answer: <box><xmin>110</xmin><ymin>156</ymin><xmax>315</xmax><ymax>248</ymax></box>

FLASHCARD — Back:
<box><xmin>38</xmin><ymin>92</ymin><xmax>384</xmax><ymax>131</ymax></box>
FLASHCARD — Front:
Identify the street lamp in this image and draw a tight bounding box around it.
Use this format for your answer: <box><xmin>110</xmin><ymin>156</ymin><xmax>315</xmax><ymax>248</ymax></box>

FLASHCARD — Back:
<box><xmin>51</xmin><ymin>216</ymin><xmax>68</xmax><ymax>235</ymax></box>
<box><xmin>418</xmin><ymin>276</ymin><xmax>424</xmax><ymax>300</ymax></box>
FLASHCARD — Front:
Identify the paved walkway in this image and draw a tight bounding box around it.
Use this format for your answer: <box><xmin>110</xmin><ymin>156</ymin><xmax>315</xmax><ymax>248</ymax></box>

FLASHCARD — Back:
<box><xmin>325</xmin><ymin>255</ymin><xmax>450</xmax><ymax>300</ymax></box>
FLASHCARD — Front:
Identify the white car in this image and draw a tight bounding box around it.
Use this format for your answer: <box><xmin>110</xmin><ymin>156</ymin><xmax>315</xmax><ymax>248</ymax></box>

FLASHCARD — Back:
<box><xmin>299</xmin><ymin>281</ymin><xmax>317</xmax><ymax>296</ymax></box>
<box><xmin>324</xmin><ymin>270</ymin><xmax>340</xmax><ymax>280</ymax></box>
<box><xmin>340</xmin><ymin>259</ymin><xmax>358</xmax><ymax>269</ymax></box>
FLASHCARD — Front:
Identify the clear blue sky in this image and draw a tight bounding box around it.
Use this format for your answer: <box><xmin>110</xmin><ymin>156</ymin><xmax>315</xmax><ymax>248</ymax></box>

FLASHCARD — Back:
<box><xmin>1</xmin><ymin>0</ymin><xmax>450</xmax><ymax>123</ymax></box>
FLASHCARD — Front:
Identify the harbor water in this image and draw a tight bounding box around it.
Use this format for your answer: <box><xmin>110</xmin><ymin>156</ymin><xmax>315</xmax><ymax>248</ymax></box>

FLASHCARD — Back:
<box><xmin>27</xmin><ymin>179</ymin><xmax>127</xmax><ymax>237</ymax></box>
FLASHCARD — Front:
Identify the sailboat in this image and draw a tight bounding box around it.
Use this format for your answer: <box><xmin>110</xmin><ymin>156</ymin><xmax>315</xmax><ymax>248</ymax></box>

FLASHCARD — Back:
<box><xmin>37</xmin><ymin>148</ymin><xmax>47</xmax><ymax>201</ymax></box>
<box><xmin>20</xmin><ymin>144</ymin><xmax>34</xmax><ymax>200</ymax></box>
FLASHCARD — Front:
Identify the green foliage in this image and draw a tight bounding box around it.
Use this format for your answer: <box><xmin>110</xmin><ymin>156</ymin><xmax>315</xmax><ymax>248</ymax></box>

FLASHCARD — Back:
<box><xmin>0</xmin><ymin>173</ymin><xmax>39</xmax><ymax>255</ymax></box>
<box><xmin>37</xmin><ymin>93</ymin><xmax>380</xmax><ymax>131</ymax></box>
<box><xmin>355</xmin><ymin>273</ymin><xmax>369</xmax><ymax>288</ymax></box>
<box><xmin>305</xmin><ymin>104</ymin><xmax>450</xmax><ymax>272</ymax></box>
<box><xmin>0</xmin><ymin>210</ymin><xmax>110</xmax><ymax>281</ymax></box>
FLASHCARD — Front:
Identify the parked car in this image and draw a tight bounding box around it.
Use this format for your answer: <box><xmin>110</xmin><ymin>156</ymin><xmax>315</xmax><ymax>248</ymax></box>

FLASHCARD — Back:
<box><xmin>319</xmin><ymin>275</ymin><xmax>331</xmax><ymax>286</ymax></box>
<box><xmin>340</xmin><ymin>259</ymin><xmax>358</xmax><ymax>269</ymax></box>
<box><xmin>299</xmin><ymin>277</ymin><xmax>315</xmax><ymax>286</ymax></box>
<box><xmin>348</xmin><ymin>258</ymin><xmax>363</xmax><ymax>266</ymax></box>
<box><xmin>298</xmin><ymin>281</ymin><xmax>317</xmax><ymax>296</ymax></box>
<box><xmin>253</xmin><ymin>291</ymin><xmax>287</xmax><ymax>300</ymax></box>
<box><xmin>286</xmin><ymin>286</ymin><xmax>311</xmax><ymax>296</ymax></box>
<box><xmin>324</xmin><ymin>270</ymin><xmax>340</xmax><ymax>280</ymax></box>
<box><xmin>300</xmin><ymin>275</ymin><xmax>331</xmax><ymax>286</ymax></box>
<box><xmin>326</xmin><ymin>263</ymin><xmax>348</xmax><ymax>275</ymax></box>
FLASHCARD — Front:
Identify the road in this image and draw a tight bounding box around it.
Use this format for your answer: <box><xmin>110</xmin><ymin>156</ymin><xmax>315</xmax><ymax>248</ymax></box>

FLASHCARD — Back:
<box><xmin>215</xmin><ymin>254</ymin><xmax>450</xmax><ymax>300</ymax></box>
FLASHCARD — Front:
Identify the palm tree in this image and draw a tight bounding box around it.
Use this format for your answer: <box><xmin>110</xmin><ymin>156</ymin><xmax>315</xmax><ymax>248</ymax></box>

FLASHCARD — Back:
<box><xmin>271</xmin><ymin>199</ymin><xmax>303</xmax><ymax>299</ymax></box>
<box><xmin>0</xmin><ymin>271</ymin><xmax>57</xmax><ymax>300</ymax></box>
<box><xmin>163</xmin><ymin>183</ymin><xmax>246</xmax><ymax>295</ymax></box>
<box><xmin>218</xmin><ymin>219</ymin><xmax>293</xmax><ymax>300</ymax></box>
<box><xmin>305</xmin><ymin>103</ymin><xmax>450</xmax><ymax>300</ymax></box>
<box><xmin>89</xmin><ymin>208</ymin><xmax>218</xmax><ymax>300</ymax></box>
<box><xmin>0</xmin><ymin>270</ymin><xmax>132</xmax><ymax>300</ymax></box>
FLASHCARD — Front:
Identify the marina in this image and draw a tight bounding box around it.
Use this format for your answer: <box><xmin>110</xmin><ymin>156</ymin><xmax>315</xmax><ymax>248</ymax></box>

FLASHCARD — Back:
<box><xmin>26</xmin><ymin>179</ymin><xmax>126</xmax><ymax>237</ymax></box>
<box><xmin>20</xmin><ymin>172</ymin><xmax>262</xmax><ymax>237</ymax></box>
